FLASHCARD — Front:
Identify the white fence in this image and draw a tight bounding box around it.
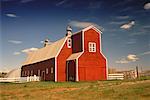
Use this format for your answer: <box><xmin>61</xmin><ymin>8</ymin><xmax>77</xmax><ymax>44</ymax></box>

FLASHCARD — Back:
<box><xmin>26</xmin><ymin>75</ymin><xmax>40</xmax><ymax>82</ymax></box>
<box><xmin>0</xmin><ymin>75</ymin><xmax>40</xmax><ymax>83</ymax></box>
<box><xmin>108</xmin><ymin>73</ymin><xmax>124</xmax><ymax>80</ymax></box>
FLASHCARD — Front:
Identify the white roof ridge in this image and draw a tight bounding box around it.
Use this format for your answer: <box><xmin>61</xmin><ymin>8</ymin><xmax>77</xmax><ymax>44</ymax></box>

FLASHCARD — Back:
<box><xmin>73</xmin><ymin>25</ymin><xmax>102</xmax><ymax>35</ymax></box>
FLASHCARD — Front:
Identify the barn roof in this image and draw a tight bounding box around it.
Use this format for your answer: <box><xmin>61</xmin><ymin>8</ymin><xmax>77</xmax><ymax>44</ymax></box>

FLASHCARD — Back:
<box><xmin>22</xmin><ymin>37</ymin><xmax>67</xmax><ymax>65</ymax></box>
<box><xmin>67</xmin><ymin>52</ymin><xmax>83</xmax><ymax>60</ymax></box>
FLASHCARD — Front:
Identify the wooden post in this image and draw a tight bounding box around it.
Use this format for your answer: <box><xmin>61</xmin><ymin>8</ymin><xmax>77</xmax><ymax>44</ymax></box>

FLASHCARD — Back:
<box><xmin>136</xmin><ymin>66</ymin><xmax>139</xmax><ymax>79</ymax></box>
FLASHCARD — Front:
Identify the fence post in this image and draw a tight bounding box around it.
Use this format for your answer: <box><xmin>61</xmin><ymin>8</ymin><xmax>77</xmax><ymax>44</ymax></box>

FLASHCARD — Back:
<box><xmin>27</xmin><ymin>76</ymin><xmax>29</xmax><ymax>82</ymax></box>
<box><xmin>34</xmin><ymin>75</ymin><xmax>36</xmax><ymax>81</ymax></box>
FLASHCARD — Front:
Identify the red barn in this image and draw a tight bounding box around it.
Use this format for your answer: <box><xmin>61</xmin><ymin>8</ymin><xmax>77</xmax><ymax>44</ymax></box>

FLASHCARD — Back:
<box><xmin>21</xmin><ymin>25</ymin><xmax>107</xmax><ymax>82</ymax></box>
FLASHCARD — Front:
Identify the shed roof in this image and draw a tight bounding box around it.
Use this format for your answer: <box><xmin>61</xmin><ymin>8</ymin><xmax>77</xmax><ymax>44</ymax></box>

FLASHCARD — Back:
<box><xmin>67</xmin><ymin>52</ymin><xmax>83</xmax><ymax>61</ymax></box>
<box><xmin>22</xmin><ymin>37</ymin><xmax>67</xmax><ymax>65</ymax></box>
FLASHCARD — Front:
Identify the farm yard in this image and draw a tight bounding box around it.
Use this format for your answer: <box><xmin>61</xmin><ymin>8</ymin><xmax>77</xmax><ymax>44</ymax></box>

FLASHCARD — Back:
<box><xmin>0</xmin><ymin>77</ymin><xmax>150</xmax><ymax>100</ymax></box>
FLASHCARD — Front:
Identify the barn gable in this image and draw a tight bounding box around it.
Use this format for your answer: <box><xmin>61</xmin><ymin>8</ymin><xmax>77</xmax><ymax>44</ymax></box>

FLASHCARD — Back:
<box><xmin>22</xmin><ymin>37</ymin><xmax>67</xmax><ymax>65</ymax></box>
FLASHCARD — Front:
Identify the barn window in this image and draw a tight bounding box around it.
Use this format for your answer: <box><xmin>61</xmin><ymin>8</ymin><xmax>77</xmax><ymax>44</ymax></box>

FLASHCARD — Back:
<box><xmin>51</xmin><ymin>67</ymin><xmax>53</xmax><ymax>74</ymax></box>
<box><xmin>88</xmin><ymin>42</ymin><xmax>96</xmax><ymax>52</ymax></box>
<box><xmin>31</xmin><ymin>70</ymin><xmax>33</xmax><ymax>76</ymax></box>
<box><xmin>38</xmin><ymin>69</ymin><xmax>40</xmax><ymax>76</ymax></box>
<box><xmin>27</xmin><ymin>70</ymin><xmax>30</xmax><ymax>76</ymax></box>
<box><xmin>67</xmin><ymin>38</ymin><xmax>71</xmax><ymax>48</ymax></box>
<box><xmin>46</xmin><ymin>68</ymin><xmax>48</xmax><ymax>74</ymax></box>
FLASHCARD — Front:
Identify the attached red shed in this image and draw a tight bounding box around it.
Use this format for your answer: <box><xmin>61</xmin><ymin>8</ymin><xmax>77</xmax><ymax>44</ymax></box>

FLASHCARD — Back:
<box><xmin>21</xmin><ymin>25</ymin><xmax>107</xmax><ymax>82</ymax></box>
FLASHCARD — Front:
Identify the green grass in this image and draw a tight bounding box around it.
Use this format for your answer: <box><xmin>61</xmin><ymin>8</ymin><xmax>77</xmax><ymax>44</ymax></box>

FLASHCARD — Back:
<box><xmin>0</xmin><ymin>78</ymin><xmax>150</xmax><ymax>100</ymax></box>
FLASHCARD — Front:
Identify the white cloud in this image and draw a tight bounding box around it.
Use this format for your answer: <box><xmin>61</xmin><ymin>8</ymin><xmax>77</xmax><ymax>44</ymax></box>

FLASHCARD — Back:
<box><xmin>56</xmin><ymin>0</ymin><xmax>67</xmax><ymax>6</ymax></box>
<box><xmin>1</xmin><ymin>0</ymin><xmax>16</xmax><ymax>2</ymax></box>
<box><xmin>40</xmin><ymin>40</ymin><xmax>53</xmax><ymax>44</ymax></box>
<box><xmin>13</xmin><ymin>52</ymin><xmax>21</xmax><ymax>55</ymax></box>
<box><xmin>120</xmin><ymin>20</ymin><xmax>135</xmax><ymax>29</ymax></box>
<box><xmin>129</xmin><ymin>26</ymin><xmax>149</xmax><ymax>36</ymax></box>
<box><xmin>109</xmin><ymin>21</ymin><xmax>125</xmax><ymax>25</ymax></box>
<box><xmin>5</xmin><ymin>13</ymin><xmax>18</xmax><ymax>18</ymax></box>
<box><xmin>129</xmin><ymin>31</ymin><xmax>147</xmax><ymax>36</ymax></box>
<box><xmin>127</xmin><ymin>54</ymin><xmax>139</xmax><ymax>62</ymax></box>
<box><xmin>119</xmin><ymin>7</ymin><xmax>132</xmax><ymax>12</ymax></box>
<box><xmin>20</xmin><ymin>0</ymin><xmax>34</xmax><ymax>3</ymax></box>
<box><xmin>144</xmin><ymin>3</ymin><xmax>150</xmax><ymax>10</ymax></box>
<box><xmin>116</xmin><ymin>51</ymin><xmax>150</xmax><ymax>64</ymax></box>
<box><xmin>139</xmin><ymin>51</ymin><xmax>150</xmax><ymax>56</ymax></box>
<box><xmin>22</xmin><ymin>47</ymin><xmax>38</xmax><ymax>53</ymax></box>
<box><xmin>126</xmin><ymin>39</ymin><xmax>136</xmax><ymax>44</ymax></box>
<box><xmin>116</xmin><ymin>16</ymin><xmax>129</xmax><ymax>19</ymax></box>
<box><xmin>69</xmin><ymin>20</ymin><xmax>104</xmax><ymax>31</ymax></box>
<box><xmin>40</xmin><ymin>41</ymin><xmax>44</xmax><ymax>44</ymax></box>
<box><xmin>116</xmin><ymin>54</ymin><xmax>139</xmax><ymax>64</ymax></box>
<box><xmin>8</xmin><ymin>40</ymin><xmax>22</xmax><ymax>44</ymax></box>
<box><xmin>142</xmin><ymin>25</ymin><xmax>150</xmax><ymax>29</ymax></box>
<box><xmin>116</xmin><ymin>58</ymin><xmax>129</xmax><ymax>64</ymax></box>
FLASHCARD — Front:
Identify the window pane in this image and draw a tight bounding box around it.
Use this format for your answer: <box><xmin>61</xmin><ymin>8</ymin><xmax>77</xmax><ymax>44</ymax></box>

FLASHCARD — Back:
<box><xmin>88</xmin><ymin>42</ymin><xmax>96</xmax><ymax>52</ymax></box>
<box><xmin>46</xmin><ymin>68</ymin><xmax>48</xmax><ymax>74</ymax></box>
<box><xmin>51</xmin><ymin>67</ymin><xmax>53</xmax><ymax>74</ymax></box>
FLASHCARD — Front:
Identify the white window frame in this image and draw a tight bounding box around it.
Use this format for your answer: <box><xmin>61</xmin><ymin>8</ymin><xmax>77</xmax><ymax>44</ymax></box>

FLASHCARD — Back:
<box><xmin>88</xmin><ymin>42</ymin><xmax>96</xmax><ymax>52</ymax></box>
<box><xmin>51</xmin><ymin>67</ymin><xmax>54</xmax><ymax>74</ymax></box>
<box><xmin>67</xmin><ymin>38</ymin><xmax>71</xmax><ymax>48</ymax></box>
<box><xmin>46</xmin><ymin>68</ymin><xmax>49</xmax><ymax>74</ymax></box>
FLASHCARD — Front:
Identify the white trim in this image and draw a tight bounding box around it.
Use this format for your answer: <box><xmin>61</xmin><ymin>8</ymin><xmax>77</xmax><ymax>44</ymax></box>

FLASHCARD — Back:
<box><xmin>99</xmin><ymin>32</ymin><xmax>108</xmax><ymax>80</ymax></box>
<box><xmin>82</xmin><ymin>25</ymin><xmax>102</xmax><ymax>34</ymax></box>
<box><xmin>73</xmin><ymin>25</ymin><xmax>102</xmax><ymax>36</ymax></box>
<box><xmin>66</xmin><ymin>52</ymin><xmax>82</xmax><ymax>61</ymax></box>
<box><xmin>55</xmin><ymin>57</ymin><xmax>57</xmax><ymax>82</ymax></box>
<box><xmin>55</xmin><ymin>37</ymin><xmax>68</xmax><ymax>82</ymax></box>
<box><xmin>106</xmin><ymin>58</ymin><xmax>108</xmax><ymax>80</ymax></box>
<box><xmin>76</xmin><ymin>59</ymin><xmax>79</xmax><ymax>81</ymax></box>
<box><xmin>56</xmin><ymin>37</ymin><xmax>68</xmax><ymax>57</ymax></box>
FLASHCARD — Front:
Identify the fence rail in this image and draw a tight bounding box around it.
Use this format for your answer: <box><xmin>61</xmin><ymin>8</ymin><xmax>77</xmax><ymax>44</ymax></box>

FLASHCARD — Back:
<box><xmin>108</xmin><ymin>73</ymin><xmax>124</xmax><ymax>80</ymax></box>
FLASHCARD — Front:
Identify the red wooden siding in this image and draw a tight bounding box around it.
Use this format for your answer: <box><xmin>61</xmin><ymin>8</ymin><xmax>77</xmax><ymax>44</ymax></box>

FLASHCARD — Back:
<box><xmin>72</xmin><ymin>32</ymin><xmax>83</xmax><ymax>53</ymax></box>
<box><xmin>57</xmin><ymin>40</ymin><xmax>72</xmax><ymax>82</ymax></box>
<box><xmin>78</xmin><ymin>29</ymin><xmax>106</xmax><ymax>81</ymax></box>
<box><xmin>21</xmin><ymin>58</ymin><xmax>55</xmax><ymax>81</ymax></box>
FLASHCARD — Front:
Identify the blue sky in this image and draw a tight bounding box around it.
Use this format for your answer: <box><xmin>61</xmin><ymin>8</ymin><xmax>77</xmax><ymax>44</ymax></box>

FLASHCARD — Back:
<box><xmin>1</xmin><ymin>0</ymin><xmax>150</xmax><ymax>72</ymax></box>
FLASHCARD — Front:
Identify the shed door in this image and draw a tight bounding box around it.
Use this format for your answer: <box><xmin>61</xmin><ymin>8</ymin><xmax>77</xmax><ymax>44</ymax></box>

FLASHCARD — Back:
<box><xmin>67</xmin><ymin>60</ymin><xmax>76</xmax><ymax>81</ymax></box>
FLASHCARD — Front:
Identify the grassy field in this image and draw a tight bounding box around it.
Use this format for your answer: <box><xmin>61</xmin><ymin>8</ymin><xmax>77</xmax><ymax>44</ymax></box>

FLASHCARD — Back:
<box><xmin>0</xmin><ymin>77</ymin><xmax>150</xmax><ymax>100</ymax></box>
